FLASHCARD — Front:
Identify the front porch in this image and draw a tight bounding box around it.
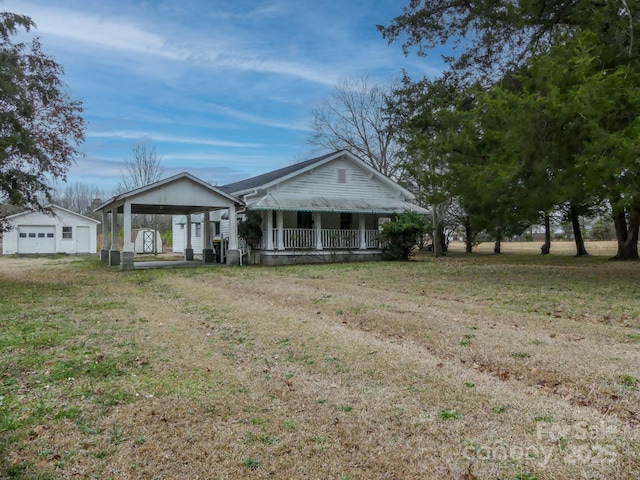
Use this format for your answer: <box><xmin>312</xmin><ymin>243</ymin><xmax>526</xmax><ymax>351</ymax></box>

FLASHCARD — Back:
<box><xmin>247</xmin><ymin>210</ymin><xmax>384</xmax><ymax>265</ymax></box>
<box><xmin>263</xmin><ymin>227</ymin><xmax>380</xmax><ymax>250</ymax></box>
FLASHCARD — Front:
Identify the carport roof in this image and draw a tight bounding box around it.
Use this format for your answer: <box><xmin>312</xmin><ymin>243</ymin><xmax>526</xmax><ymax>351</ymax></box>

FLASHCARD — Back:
<box><xmin>94</xmin><ymin>172</ymin><xmax>243</xmax><ymax>215</ymax></box>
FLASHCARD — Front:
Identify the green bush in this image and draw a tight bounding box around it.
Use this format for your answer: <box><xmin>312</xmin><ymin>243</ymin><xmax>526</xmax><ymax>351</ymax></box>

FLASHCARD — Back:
<box><xmin>238</xmin><ymin>212</ymin><xmax>263</xmax><ymax>247</ymax></box>
<box><xmin>379</xmin><ymin>211</ymin><xmax>428</xmax><ymax>261</ymax></box>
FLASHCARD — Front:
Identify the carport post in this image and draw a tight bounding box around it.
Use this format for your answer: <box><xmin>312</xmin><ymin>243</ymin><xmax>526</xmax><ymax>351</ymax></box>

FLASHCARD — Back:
<box><xmin>100</xmin><ymin>209</ymin><xmax>108</xmax><ymax>262</ymax></box>
<box><xmin>121</xmin><ymin>200</ymin><xmax>134</xmax><ymax>270</ymax></box>
<box><xmin>203</xmin><ymin>210</ymin><xmax>214</xmax><ymax>263</ymax></box>
<box><xmin>185</xmin><ymin>214</ymin><xmax>194</xmax><ymax>261</ymax></box>
<box><xmin>226</xmin><ymin>204</ymin><xmax>240</xmax><ymax>265</ymax></box>
<box><xmin>108</xmin><ymin>208</ymin><xmax>120</xmax><ymax>266</ymax></box>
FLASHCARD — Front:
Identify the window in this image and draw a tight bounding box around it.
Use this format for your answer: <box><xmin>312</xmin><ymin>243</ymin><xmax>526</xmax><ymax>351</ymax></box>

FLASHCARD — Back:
<box><xmin>337</xmin><ymin>168</ymin><xmax>347</xmax><ymax>183</ymax></box>
<box><xmin>340</xmin><ymin>213</ymin><xmax>352</xmax><ymax>230</ymax></box>
<box><xmin>214</xmin><ymin>221</ymin><xmax>221</xmax><ymax>236</ymax></box>
<box><xmin>46</xmin><ymin>233</ymin><xmax>54</xmax><ymax>238</ymax></box>
<box><xmin>297</xmin><ymin>212</ymin><xmax>313</xmax><ymax>229</ymax></box>
<box><xmin>195</xmin><ymin>223</ymin><xmax>201</xmax><ymax>238</ymax></box>
<box><xmin>62</xmin><ymin>227</ymin><xmax>72</xmax><ymax>239</ymax></box>
<box><xmin>29</xmin><ymin>233</ymin><xmax>36</xmax><ymax>238</ymax></box>
<box><xmin>38</xmin><ymin>233</ymin><xmax>45</xmax><ymax>238</ymax></box>
<box><xmin>19</xmin><ymin>232</ymin><xmax>27</xmax><ymax>238</ymax></box>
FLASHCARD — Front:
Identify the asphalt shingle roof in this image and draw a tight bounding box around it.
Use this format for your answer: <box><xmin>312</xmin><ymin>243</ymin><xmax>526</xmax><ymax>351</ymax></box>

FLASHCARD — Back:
<box><xmin>221</xmin><ymin>151</ymin><xmax>343</xmax><ymax>195</ymax></box>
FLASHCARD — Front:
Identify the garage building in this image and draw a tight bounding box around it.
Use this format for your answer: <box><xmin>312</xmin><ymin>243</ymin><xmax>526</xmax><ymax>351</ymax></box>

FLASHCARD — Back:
<box><xmin>2</xmin><ymin>205</ymin><xmax>100</xmax><ymax>255</ymax></box>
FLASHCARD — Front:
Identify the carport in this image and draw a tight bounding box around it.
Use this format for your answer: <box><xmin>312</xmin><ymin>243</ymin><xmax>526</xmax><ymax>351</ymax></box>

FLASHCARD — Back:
<box><xmin>94</xmin><ymin>172</ymin><xmax>244</xmax><ymax>270</ymax></box>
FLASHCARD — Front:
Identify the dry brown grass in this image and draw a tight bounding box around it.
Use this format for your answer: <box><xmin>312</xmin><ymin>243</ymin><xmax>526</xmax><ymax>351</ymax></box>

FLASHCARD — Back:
<box><xmin>448</xmin><ymin>240</ymin><xmax>619</xmax><ymax>257</ymax></box>
<box><xmin>1</xmin><ymin>244</ymin><xmax>638</xmax><ymax>479</ymax></box>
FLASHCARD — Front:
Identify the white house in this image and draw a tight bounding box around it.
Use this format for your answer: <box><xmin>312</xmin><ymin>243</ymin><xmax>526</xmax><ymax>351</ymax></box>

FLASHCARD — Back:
<box><xmin>2</xmin><ymin>205</ymin><xmax>100</xmax><ymax>255</ymax></box>
<box><xmin>172</xmin><ymin>209</ymin><xmax>230</xmax><ymax>261</ymax></box>
<box><xmin>172</xmin><ymin>150</ymin><xmax>428</xmax><ymax>265</ymax></box>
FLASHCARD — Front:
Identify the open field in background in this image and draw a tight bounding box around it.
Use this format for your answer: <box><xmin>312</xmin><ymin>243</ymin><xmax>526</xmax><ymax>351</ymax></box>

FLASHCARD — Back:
<box><xmin>0</xmin><ymin>242</ymin><xmax>639</xmax><ymax>479</ymax></box>
<box><xmin>448</xmin><ymin>240</ymin><xmax>619</xmax><ymax>257</ymax></box>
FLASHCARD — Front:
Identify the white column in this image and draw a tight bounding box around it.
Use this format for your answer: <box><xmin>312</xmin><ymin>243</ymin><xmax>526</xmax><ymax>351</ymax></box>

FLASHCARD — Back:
<box><xmin>101</xmin><ymin>209</ymin><xmax>108</xmax><ymax>250</ymax></box>
<box><xmin>227</xmin><ymin>204</ymin><xmax>238</xmax><ymax>250</ymax></box>
<box><xmin>265</xmin><ymin>210</ymin><xmax>274</xmax><ymax>250</ymax></box>
<box><xmin>110</xmin><ymin>208</ymin><xmax>118</xmax><ymax>250</ymax></box>
<box><xmin>186</xmin><ymin>214</ymin><xmax>192</xmax><ymax>250</ymax></box>
<box><xmin>123</xmin><ymin>201</ymin><xmax>133</xmax><ymax>251</ymax></box>
<box><xmin>359</xmin><ymin>213</ymin><xmax>367</xmax><ymax>250</ymax></box>
<box><xmin>313</xmin><ymin>211</ymin><xmax>323</xmax><ymax>250</ymax></box>
<box><xmin>203</xmin><ymin>210</ymin><xmax>211</xmax><ymax>249</ymax></box>
<box><xmin>276</xmin><ymin>210</ymin><xmax>284</xmax><ymax>250</ymax></box>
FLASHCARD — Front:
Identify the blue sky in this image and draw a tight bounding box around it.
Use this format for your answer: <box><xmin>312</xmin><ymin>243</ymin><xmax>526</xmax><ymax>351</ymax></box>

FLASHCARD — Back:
<box><xmin>5</xmin><ymin>0</ymin><xmax>443</xmax><ymax>193</ymax></box>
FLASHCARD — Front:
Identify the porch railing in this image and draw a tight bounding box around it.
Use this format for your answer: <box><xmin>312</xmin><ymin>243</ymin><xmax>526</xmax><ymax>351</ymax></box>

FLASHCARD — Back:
<box><xmin>260</xmin><ymin>228</ymin><xmax>380</xmax><ymax>250</ymax></box>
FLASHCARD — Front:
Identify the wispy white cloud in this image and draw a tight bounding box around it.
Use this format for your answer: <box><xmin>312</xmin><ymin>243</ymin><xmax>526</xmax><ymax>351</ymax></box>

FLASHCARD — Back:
<box><xmin>88</xmin><ymin>130</ymin><xmax>263</xmax><ymax>148</ymax></box>
<box><xmin>207</xmin><ymin>104</ymin><xmax>310</xmax><ymax>132</ymax></box>
<box><xmin>11</xmin><ymin>1</ymin><xmax>341</xmax><ymax>86</ymax></box>
<box><xmin>14</xmin><ymin>3</ymin><xmax>187</xmax><ymax>60</ymax></box>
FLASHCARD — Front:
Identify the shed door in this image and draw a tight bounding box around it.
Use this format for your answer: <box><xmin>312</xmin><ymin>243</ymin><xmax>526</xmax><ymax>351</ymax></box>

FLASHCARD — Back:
<box><xmin>143</xmin><ymin>231</ymin><xmax>154</xmax><ymax>253</ymax></box>
<box><xmin>18</xmin><ymin>226</ymin><xmax>56</xmax><ymax>254</ymax></box>
<box><xmin>76</xmin><ymin>226</ymin><xmax>90</xmax><ymax>253</ymax></box>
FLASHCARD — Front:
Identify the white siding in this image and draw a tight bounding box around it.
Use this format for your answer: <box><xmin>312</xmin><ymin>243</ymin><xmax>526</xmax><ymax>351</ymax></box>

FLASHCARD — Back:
<box><xmin>172</xmin><ymin>221</ymin><xmax>185</xmax><ymax>253</ymax></box>
<box><xmin>2</xmin><ymin>207</ymin><xmax>98</xmax><ymax>255</ymax></box>
<box><xmin>274</xmin><ymin>158</ymin><xmax>399</xmax><ymax>200</ymax></box>
<box><xmin>172</xmin><ymin>210</ymin><xmax>230</xmax><ymax>253</ymax></box>
<box><xmin>2</xmin><ymin>229</ymin><xmax>18</xmax><ymax>255</ymax></box>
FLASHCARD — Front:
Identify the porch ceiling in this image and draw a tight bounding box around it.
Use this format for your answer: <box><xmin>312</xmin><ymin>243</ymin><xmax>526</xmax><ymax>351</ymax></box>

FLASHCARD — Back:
<box><xmin>246</xmin><ymin>194</ymin><xmax>428</xmax><ymax>215</ymax></box>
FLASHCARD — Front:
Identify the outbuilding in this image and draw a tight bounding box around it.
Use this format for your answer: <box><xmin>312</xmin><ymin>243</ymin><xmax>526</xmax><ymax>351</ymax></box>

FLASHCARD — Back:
<box><xmin>132</xmin><ymin>228</ymin><xmax>163</xmax><ymax>254</ymax></box>
<box><xmin>2</xmin><ymin>205</ymin><xmax>100</xmax><ymax>255</ymax></box>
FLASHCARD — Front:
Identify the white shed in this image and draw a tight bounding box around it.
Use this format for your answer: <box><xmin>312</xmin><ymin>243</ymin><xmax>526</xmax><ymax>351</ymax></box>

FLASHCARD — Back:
<box><xmin>132</xmin><ymin>228</ymin><xmax>163</xmax><ymax>254</ymax></box>
<box><xmin>2</xmin><ymin>205</ymin><xmax>100</xmax><ymax>255</ymax></box>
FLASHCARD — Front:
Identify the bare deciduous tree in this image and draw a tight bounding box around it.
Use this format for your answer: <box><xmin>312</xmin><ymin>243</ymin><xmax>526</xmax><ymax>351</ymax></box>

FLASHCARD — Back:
<box><xmin>51</xmin><ymin>181</ymin><xmax>104</xmax><ymax>219</ymax></box>
<box><xmin>116</xmin><ymin>143</ymin><xmax>165</xmax><ymax>194</ymax></box>
<box><xmin>308</xmin><ymin>76</ymin><xmax>404</xmax><ymax>179</ymax></box>
<box><xmin>115</xmin><ymin>143</ymin><xmax>168</xmax><ymax>234</ymax></box>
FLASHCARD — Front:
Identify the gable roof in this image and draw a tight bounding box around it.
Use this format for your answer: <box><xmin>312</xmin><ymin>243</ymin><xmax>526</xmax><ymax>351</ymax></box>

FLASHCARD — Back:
<box><xmin>221</xmin><ymin>151</ymin><xmax>337</xmax><ymax>195</ymax></box>
<box><xmin>7</xmin><ymin>204</ymin><xmax>101</xmax><ymax>224</ymax></box>
<box><xmin>94</xmin><ymin>172</ymin><xmax>243</xmax><ymax>215</ymax></box>
<box><xmin>222</xmin><ymin>150</ymin><xmax>416</xmax><ymax>200</ymax></box>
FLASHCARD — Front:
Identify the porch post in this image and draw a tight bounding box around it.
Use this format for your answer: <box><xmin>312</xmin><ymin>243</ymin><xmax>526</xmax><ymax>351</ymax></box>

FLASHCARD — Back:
<box><xmin>359</xmin><ymin>213</ymin><xmax>367</xmax><ymax>250</ymax></box>
<box><xmin>109</xmin><ymin>208</ymin><xmax>120</xmax><ymax>266</ymax></box>
<box><xmin>121</xmin><ymin>200</ymin><xmax>134</xmax><ymax>270</ymax></box>
<box><xmin>226</xmin><ymin>204</ymin><xmax>240</xmax><ymax>265</ymax></box>
<box><xmin>276</xmin><ymin>210</ymin><xmax>284</xmax><ymax>250</ymax></box>
<box><xmin>265</xmin><ymin>210</ymin><xmax>274</xmax><ymax>250</ymax></box>
<box><xmin>203</xmin><ymin>210</ymin><xmax>214</xmax><ymax>263</ymax></box>
<box><xmin>185</xmin><ymin>214</ymin><xmax>194</xmax><ymax>261</ymax></box>
<box><xmin>313</xmin><ymin>211</ymin><xmax>323</xmax><ymax>250</ymax></box>
<box><xmin>100</xmin><ymin>209</ymin><xmax>108</xmax><ymax>262</ymax></box>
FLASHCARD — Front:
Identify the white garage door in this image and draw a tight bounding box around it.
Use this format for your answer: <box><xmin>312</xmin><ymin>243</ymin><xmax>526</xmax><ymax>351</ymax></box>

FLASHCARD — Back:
<box><xmin>18</xmin><ymin>226</ymin><xmax>56</xmax><ymax>254</ymax></box>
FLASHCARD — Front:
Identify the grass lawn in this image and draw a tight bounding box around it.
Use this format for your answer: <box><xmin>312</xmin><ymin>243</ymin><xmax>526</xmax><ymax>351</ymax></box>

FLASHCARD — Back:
<box><xmin>0</xmin><ymin>242</ymin><xmax>638</xmax><ymax>479</ymax></box>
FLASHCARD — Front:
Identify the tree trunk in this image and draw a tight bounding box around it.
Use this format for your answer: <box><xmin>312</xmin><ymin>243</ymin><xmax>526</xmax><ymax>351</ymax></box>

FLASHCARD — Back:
<box><xmin>541</xmin><ymin>214</ymin><xmax>551</xmax><ymax>255</ymax></box>
<box><xmin>570</xmin><ymin>204</ymin><xmax>589</xmax><ymax>257</ymax></box>
<box><xmin>494</xmin><ymin>235</ymin><xmax>501</xmax><ymax>254</ymax></box>
<box><xmin>611</xmin><ymin>200</ymin><xmax>640</xmax><ymax>260</ymax></box>
<box><xmin>433</xmin><ymin>230</ymin><xmax>443</xmax><ymax>258</ymax></box>
<box><xmin>433</xmin><ymin>221</ymin><xmax>447</xmax><ymax>257</ymax></box>
<box><xmin>464</xmin><ymin>216</ymin><xmax>473</xmax><ymax>253</ymax></box>
<box><xmin>439</xmin><ymin>223</ymin><xmax>448</xmax><ymax>254</ymax></box>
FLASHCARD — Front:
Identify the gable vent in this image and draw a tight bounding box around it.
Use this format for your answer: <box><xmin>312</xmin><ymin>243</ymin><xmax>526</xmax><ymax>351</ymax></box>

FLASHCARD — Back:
<box><xmin>337</xmin><ymin>168</ymin><xmax>347</xmax><ymax>184</ymax></box>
